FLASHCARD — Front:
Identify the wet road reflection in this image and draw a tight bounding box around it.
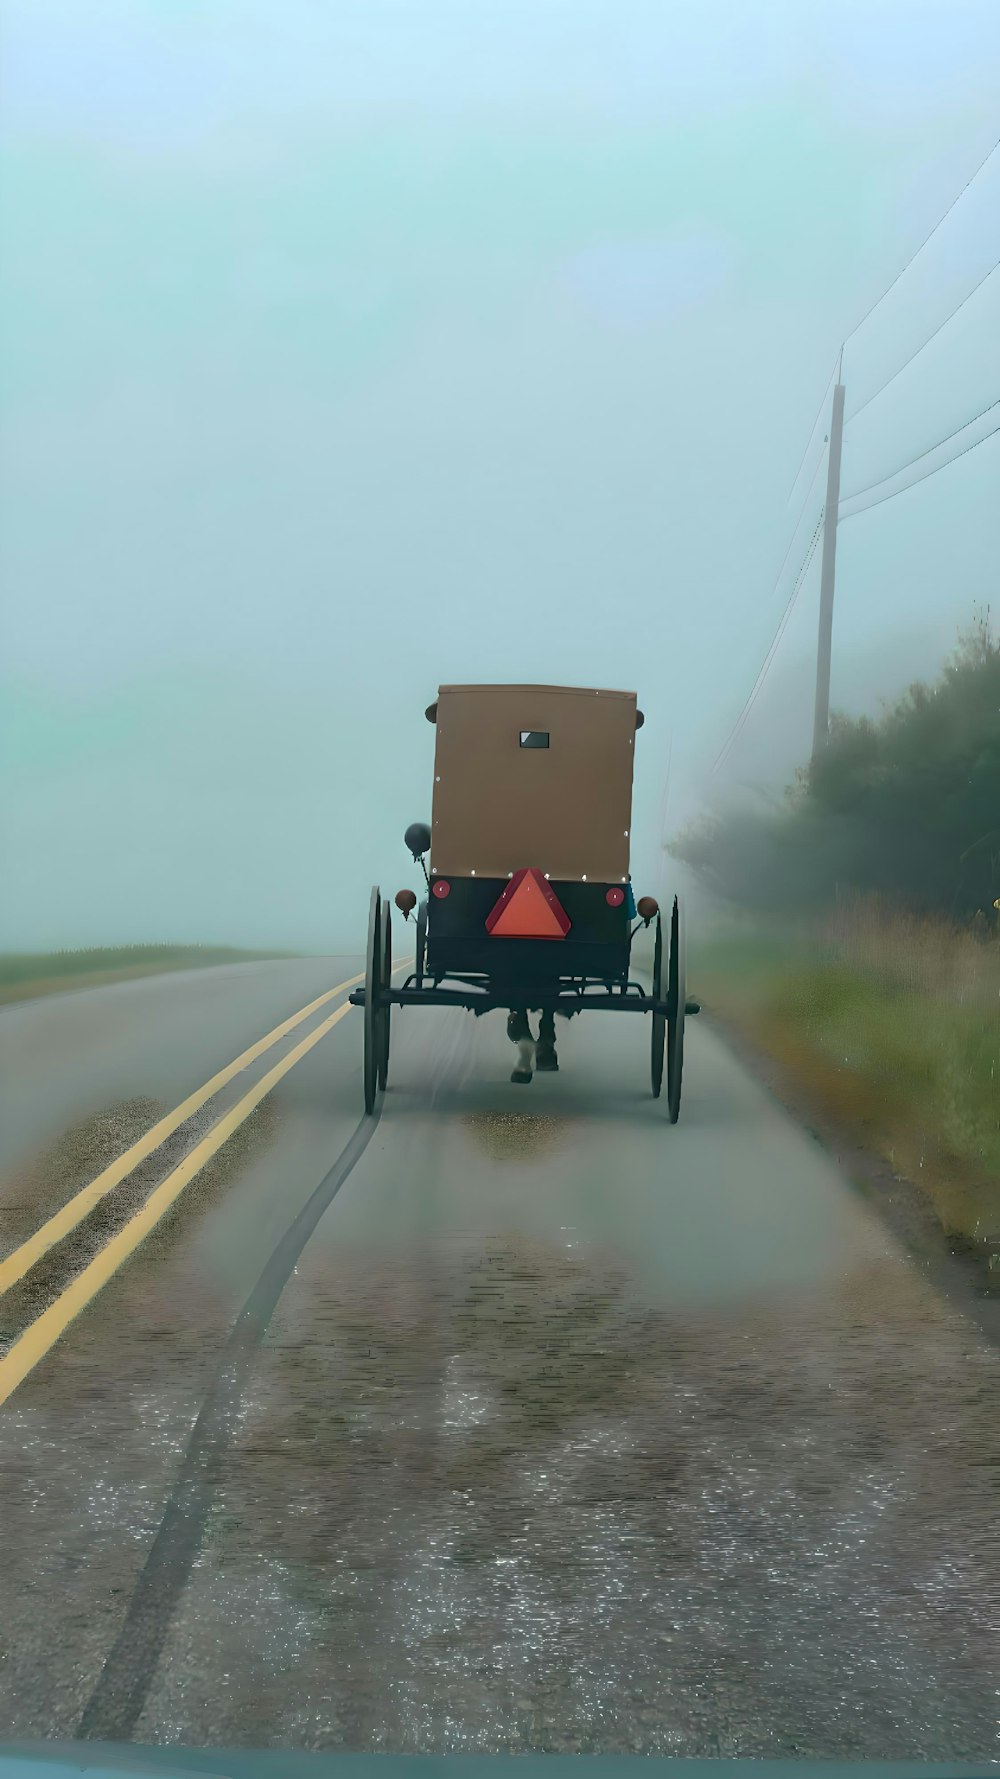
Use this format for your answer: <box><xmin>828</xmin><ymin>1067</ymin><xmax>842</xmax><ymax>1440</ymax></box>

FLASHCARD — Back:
<box><xmin>140</xmin><ymin>1079</ymin><xmax>999</xmax><ymax>1757</ymax></box>
<box><xmin>1</xmin><ymin>994</ymin><xmax>997</xmax><ymax>1759</ymax></box>
<box><xmin>142</xmin><ymin>1223</ymin><xmax>996</xmax><ymax>1750</ymax></box>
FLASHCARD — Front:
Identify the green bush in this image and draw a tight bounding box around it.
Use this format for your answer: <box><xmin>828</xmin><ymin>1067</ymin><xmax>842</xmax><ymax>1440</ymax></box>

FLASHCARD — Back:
<box><xmin>673</xmin><ymin>611</ymin><xmax>1000</xmax><ymax>921</ymax></box>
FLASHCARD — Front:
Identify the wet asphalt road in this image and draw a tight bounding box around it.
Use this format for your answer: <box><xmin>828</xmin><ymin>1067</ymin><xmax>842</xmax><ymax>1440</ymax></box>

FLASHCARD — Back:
<box><xmin>0</xmin><ymin>958</ymin><xmax>356</xmax><ymax>1179</ymax></box>
<box><xmin>0</xmin><ymin>960</ymin><xmax>998</xmax><ymax>1759</ymax></box>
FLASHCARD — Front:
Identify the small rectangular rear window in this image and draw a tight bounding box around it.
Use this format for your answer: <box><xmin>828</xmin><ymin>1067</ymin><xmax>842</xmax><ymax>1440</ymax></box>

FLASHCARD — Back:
<box><xmin>519</xmin><ymin>730</ymin><xmax>549</xmax><ymax>749</ymax></box>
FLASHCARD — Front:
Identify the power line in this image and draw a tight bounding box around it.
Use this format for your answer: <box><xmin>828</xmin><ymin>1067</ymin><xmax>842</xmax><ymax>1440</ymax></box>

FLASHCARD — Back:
<box><xmin>847</xmin><ymin>258</ymin><xmax>999</xmax><ymax>423</ymax></box>
<box><xmin>713</xmin><ymin>514</ymin><xmax>824</xmax><ymax>775</ymax></box>
<box><xmin>766</xmin><ymin>446</ymin><xmax>827</xmax><ymax>612</ymax></box>
<box><xmin>840</xmin><ymin>414</ymin><xmax>1000</xmax><ymax>522</ymax></box>
<box><xmin>844</xmin><ymin>132</ymin><xmax>1000</xmax><ymax>345</ymax></box>
<box><xmin>711</xmin><ymin>405</ymin><xmax>998</xmax><ymax>772</ymax></box>
<box><xmin>841</xmin><ymin>395</ymin><xmax>1000</xmax><ymax>503</ymax></box>
<box><xmin>710</xmin><ymin>132</ymin><xmax>1000</xmax><ymax>783</ymax></box>
<box><xmin>784</xmin><ymin>353</ymin><xmax>840</xmax><ymax>506</ymax></box>
<box><xmin>712</xmin><ymin>512</ymin><xmax>825</xmax><ymax>777</ymax></box>
<box><xmin>710</xmin><ymin>416</ymin><xmax>829</xmax><ymax>780</ymax></box>
<box><xmin>716</xmin><ymin>404</ymin><xmax>1000</xmax><ymax>769</ymax></box>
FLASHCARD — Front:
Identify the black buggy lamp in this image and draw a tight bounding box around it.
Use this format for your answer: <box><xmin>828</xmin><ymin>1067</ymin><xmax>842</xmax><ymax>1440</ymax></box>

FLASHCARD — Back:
<box><xmin>404</xmin><ymin>822</ymin><xmax>431</xmax><ymax>861</ymax></box>
<box><xmin>404</xmin><ymin>822</ymin><xmax>432</xmax><ymax>891</ymax></box>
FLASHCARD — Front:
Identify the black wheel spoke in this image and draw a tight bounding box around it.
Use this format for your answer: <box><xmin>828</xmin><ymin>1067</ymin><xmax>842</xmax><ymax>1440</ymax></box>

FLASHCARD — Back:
<box><xmin>378</xmin><ymin>897</ymin><xmax>391</xmax><ymax>1091</ymax></box>
<box><xmin>651</xmin><ymin>910</ymin><xmax>665</xmax><ymax>1097</ymax></box>
<box><xmin>667</xmin><ymin>895</ymin><xmax>686</xmax><ymax>1123</ymax></box>
<box><xmin>363</xmin><ymin>885</ymin><xmax>381</xmax><ymax>1114</ymax></box>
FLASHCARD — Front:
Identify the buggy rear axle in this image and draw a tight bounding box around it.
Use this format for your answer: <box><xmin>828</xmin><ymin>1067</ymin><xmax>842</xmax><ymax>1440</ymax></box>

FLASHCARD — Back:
<box><xmin>349</xmin><ymin>984</ymin><xmax>701</xmax><ymax>1016</ymax></box>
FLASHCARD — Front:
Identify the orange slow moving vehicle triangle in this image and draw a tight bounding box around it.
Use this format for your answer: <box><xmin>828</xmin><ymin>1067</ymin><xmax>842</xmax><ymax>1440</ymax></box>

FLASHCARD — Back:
<box><xmin>485</xmin><ymin>868</ymin><xmax>571</xmax><ymax>939</ymax></box>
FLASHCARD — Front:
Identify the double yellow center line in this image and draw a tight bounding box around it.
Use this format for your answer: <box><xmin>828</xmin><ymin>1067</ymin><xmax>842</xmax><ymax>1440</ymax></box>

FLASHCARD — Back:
<box><xmin>0</xmin><ymin>966</ymin><xmax>378</xmax><ymax>1409</ymax></box>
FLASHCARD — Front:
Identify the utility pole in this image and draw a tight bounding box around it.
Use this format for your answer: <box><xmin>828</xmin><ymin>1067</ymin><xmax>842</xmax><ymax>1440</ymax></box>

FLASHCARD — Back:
<box><xmin>812</xmin><ymin>370</ymin><xmax>846</xmax><ymax>762</ymax></box>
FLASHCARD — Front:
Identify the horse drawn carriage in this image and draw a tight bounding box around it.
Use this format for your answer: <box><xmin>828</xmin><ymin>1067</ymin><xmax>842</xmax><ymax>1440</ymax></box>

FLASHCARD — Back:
<box><xmin>350</xmin><ymin>683</ymin><xmax>698</xmax><ymax>1116</ymax></box>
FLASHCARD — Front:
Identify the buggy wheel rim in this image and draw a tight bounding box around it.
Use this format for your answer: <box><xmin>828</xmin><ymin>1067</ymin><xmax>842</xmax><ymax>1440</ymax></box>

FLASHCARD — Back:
<box><xmin>651</xmin><ymin>909</ymin><xmax>665</xmax><ymax>1098</ymax></box>
<box><xmin>363</xmin><ymin>884</ymin><xmax>381</xmax><ymax>1114</ymax></box>
<box><xmin>667</xmin><ymin>894</ymin><xmax>686</xmax><ymax>1123</ymax></box>
<box><xmin>378</xmin><ymin>896</ymin><xmax>391</xmax><ymax>1091</ymax></box>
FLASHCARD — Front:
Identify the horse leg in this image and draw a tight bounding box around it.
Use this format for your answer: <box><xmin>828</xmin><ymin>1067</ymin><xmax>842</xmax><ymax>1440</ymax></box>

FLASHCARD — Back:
<box><xmin>506</xmin><ymin>1008</ymin><xmax>534</xmax><ymax>1084</ymax></box>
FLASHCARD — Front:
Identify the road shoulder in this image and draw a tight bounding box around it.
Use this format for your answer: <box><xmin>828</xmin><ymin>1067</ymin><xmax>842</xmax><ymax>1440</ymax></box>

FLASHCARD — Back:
<box><xmin>701</xmin><ymin>1004</ymin><xmax>1000</xmax><ymax>1348</ymax></box>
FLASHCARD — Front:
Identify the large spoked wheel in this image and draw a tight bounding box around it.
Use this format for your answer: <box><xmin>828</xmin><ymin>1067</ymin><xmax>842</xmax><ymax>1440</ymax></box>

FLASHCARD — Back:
<box><xmin>650</xmin><ymin>911</ymin><xmax>665</xmax><ymax>1098</ymax></box>
<box><xmin>363</xmin><ymin>885</ymin><xmax>382</xmax><ymax>1115</ymax></box>
<box><xmin>667</xmin><ymin>894</ymin><xmax>686</xmax><ymax>1124</ymax></box>
<box><xmin>415</xmin><ymin>898</ymin><xmax>427</xmax><ymax>983</ymax></box>
<box><xmin>378</xmin><ymin>897</ymin><xmax>391</xmax><ymax>1092</ymax></box>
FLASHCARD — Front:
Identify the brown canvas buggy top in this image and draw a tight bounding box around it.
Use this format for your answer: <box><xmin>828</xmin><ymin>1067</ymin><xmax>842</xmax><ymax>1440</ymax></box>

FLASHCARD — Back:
<box><xmin>426</xmin><ymin>683</ymin><xmax>642</xmax><ymax>883</ymax></box>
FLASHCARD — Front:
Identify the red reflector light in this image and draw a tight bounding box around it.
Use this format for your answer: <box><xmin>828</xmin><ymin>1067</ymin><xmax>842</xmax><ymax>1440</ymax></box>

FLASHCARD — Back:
<box><xmin>605</xmin><ymin>886</ymin><xmax>625</xmax><ymax>907</ymax></box>
<box><xmin>432</xmin><ymin>879</ymin><xmax>451</xmax><ymax>898</ymax></box>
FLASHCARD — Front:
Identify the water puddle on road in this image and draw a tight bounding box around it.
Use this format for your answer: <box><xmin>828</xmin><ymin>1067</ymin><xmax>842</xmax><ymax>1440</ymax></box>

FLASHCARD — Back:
<box><xmin>462</xmin><ymin>1111</ymin><xmax>573</xmax><ymax>1164</ymax></box>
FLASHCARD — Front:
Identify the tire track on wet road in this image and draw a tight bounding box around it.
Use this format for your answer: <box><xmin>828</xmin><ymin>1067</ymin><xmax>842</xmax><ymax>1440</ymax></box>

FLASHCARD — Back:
<box><xmin>76</xmin><ymin>1103</ymin><xmax>384</xmax><ymax>1742</ymax></box>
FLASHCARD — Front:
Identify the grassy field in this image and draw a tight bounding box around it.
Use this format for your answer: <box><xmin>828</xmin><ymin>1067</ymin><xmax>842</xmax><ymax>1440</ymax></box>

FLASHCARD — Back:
<box><xmin>688</xmin><ymin>900</ymin><xmax>1000</xmax><ymax>1251</ymax></box>
<box><xmin>0</xmin><ymin>945</ymin><xmax>298</xmax><ymax>1006</ymax></box>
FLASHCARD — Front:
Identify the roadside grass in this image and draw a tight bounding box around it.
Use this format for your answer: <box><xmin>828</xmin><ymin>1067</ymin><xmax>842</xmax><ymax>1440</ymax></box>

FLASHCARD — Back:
<box><xmin>690</xmin><ymin>900</ymin><xmax>1000</xmax><ymax>1248</ymax></box>
<box><xmin>0</xmin><ymin>944</ymin><xmax>299</xmax><ymax>1006</ymax></box>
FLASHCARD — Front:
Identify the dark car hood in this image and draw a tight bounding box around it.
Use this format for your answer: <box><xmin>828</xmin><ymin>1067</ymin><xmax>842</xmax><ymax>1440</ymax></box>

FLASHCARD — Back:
<box><xmin>0</xmin><ymin>1749</ymin><xmax>995</xmax><ymax>1779</ymax></box>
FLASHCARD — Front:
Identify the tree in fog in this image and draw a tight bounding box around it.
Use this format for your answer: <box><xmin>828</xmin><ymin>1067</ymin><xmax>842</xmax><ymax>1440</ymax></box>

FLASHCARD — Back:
<box><xmin>672</xmin><ymin>610</ymin><xmax>1000</xmax><ymax>922</ymax></box>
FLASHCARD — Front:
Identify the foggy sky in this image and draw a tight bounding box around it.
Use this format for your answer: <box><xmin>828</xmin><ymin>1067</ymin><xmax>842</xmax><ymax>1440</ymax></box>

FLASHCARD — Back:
<box><xmin>2</xmin><ymin>0</ymin><xmax>998</xmax><ymax>951</ymax></box>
